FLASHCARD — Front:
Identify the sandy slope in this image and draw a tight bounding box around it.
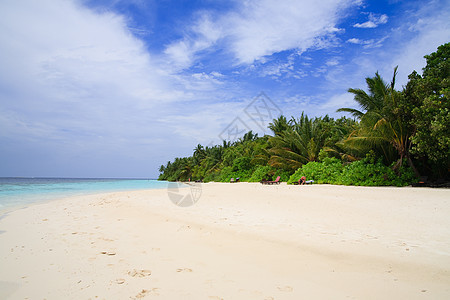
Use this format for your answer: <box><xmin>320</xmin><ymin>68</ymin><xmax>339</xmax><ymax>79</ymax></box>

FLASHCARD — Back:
<box><xmin>0</xmin><ymin>183</ymin><xmax>449</xmax><ymax>299</ymax></box>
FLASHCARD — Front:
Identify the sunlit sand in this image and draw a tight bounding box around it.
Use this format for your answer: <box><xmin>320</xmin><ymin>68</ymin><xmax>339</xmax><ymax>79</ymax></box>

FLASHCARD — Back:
<box><xmin>1</xmin><ymin>183</ymin><xmax>449</xmax><ymax>299</ymax></box>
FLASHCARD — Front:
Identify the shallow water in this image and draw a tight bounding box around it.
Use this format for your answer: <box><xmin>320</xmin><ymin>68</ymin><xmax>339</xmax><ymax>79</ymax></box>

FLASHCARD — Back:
<box><xmin>0</xmin><ymin>177</ymin><xmax>168</xmax><ymax>212</ymax></box>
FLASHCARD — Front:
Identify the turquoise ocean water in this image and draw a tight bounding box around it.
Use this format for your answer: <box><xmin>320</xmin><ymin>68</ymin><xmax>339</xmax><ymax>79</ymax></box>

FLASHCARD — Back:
<box><xmin>0</xmin><ymin>178</ymin><xmax>168</xmax><ymax>213</ymax></box>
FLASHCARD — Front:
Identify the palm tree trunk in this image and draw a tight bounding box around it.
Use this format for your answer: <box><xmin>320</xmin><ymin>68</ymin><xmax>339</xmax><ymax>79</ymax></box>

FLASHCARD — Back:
<box><xmin>407</xmin><ymin>154</ymin><xmax>420</xmax><ymax>178</ymax></box>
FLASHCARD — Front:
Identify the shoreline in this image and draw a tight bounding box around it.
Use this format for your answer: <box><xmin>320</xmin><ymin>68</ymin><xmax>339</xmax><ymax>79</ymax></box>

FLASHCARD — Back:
<box><xmin>0</xmin><ymin>183</ymin><xmax>173</xmax><ymax>217</ymax></box>
<box><xmin>1</xmin><ymin>183</ymin><xmax>449</xmax><ymax>299</ymax></box>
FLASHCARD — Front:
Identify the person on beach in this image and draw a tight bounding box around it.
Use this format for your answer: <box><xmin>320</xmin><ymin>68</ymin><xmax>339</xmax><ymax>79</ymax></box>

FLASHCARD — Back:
<box><xmin>298</xmin><ymin>176</ymin><xmax>306</xmax><ymax>185</ymax></box>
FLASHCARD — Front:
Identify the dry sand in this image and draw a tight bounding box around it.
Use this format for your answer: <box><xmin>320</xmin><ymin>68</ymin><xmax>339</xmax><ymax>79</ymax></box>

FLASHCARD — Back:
<box><xmin>0</xmin><ymin>183</ymin><xmax>449</xmax><ymax>299</ymax></box>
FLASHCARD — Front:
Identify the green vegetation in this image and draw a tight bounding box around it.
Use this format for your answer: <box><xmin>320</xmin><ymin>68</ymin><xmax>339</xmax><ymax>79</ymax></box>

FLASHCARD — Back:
<box><xmin>159</xmin><ymin>43</ymin><xmax>449</xmax><ymax>186</ymax></box>
<box><xmin>287</xmin><ymin>156</ymin><xmax>416</xmax><ymax>186</ymax></box>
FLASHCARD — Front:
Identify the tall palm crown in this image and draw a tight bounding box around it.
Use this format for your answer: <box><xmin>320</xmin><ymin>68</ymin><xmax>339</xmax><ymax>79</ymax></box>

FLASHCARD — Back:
<box><xmin>338</xmin><ymin>67</ymin><xmax>418</xmax><ymax>174</ymax></box>
<box><xmin>268</xmin><ymin>113</ymin><xmax>330</xmax><ymax>170</ymax></box>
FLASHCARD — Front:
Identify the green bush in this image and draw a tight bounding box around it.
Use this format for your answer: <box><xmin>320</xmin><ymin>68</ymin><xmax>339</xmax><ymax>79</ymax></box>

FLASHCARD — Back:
<box><xmin>219</xmin><ymin>166</ymin><xmax>234</xmax><ymax>182</ymax></box>
<box><xmin>203</xmin><ymin>170</ymin><xmax>222</xmax><ymax>182</ymax></box>
<box><xmin>272</xmin><ymin>169</ymin><xmax>293</xmax><ymax>182</ymax></box>
<box><xmin>288</xmin><ymin>157</ymin><xmax>417</xmax><ymax>186</ymax></box>
<box><xmin>339</xmin><ymin>159</ymin><xmax>394</xmax><ymax>186</ymax></box>
<box><xmin>248</xmin><ymin>166</ymin><xmax>273</xmax><ymax>182</ymax></box>
<box><xmin>288</xmin><ymin>158</ymin><xmax>343</xmax><ymax>184</ymax></box>
<box><xmin>232</xmin><ymin>157</ymin><xmax>252</xmax><ymax>172</ymax></box>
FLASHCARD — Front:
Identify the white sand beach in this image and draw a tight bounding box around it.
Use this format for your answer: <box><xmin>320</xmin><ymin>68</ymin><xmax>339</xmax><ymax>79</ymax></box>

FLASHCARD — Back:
<box><xmin>0</xmin><ymin>183</ymin><xmax>449</xmax><ymax>299</ymax></box>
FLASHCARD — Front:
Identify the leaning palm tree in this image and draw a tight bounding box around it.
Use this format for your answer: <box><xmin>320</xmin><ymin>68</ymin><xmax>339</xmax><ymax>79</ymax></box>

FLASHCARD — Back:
<box><xmin>338</xmin><ymin>67</ymin><xmax>418</xmax><ymax>175</ymax></box>
<box><xmin>193</xmin><ymin>144</ymin><xmax>205</xmax><ymax>159</ymax></box>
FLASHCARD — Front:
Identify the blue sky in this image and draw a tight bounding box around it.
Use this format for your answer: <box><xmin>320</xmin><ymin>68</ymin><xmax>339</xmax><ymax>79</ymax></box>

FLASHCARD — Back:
<box><xmin>0</xmin><ymin>0</ymin><xmax>449</xmax><ymax>178</ymax></box>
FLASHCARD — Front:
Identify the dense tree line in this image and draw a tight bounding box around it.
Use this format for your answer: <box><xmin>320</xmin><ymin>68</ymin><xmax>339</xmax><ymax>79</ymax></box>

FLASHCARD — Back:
<box><xmin>159</xmin><ymin>43</ymin><xmax>449</xmax><ymax>185</ymax></box>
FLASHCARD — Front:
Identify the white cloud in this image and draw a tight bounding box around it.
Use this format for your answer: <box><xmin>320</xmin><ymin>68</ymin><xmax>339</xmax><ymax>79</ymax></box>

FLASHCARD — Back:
<box><xmin>210</xmin><ymin>71</ymin><xmax>224</xmax><ymax>78</ymax></box>
<box><xmin>1</xmin><ymin>0</ymin><xmax>447</xmax><ymax>177</ymax></box>
<box><xmin>225</xmin><ymin>0</ymin><xmax>354</xmax><ymax>64</ymax></box>
<box><xmin>347</xmin><ymin>38</ymin><xmax>364</xmax><ymax>44</ymax></box>
<box><xmin>164</xmin><ymin>40</ymin><xmax>194</xmax><ymax>70</ymax></box>
<box><xmin>322</xmin><ymin>1</ymin><xmax>450</xmax><ymax>118</ymax></box>
<box><xmin>354</xmin><ymin>13</ymin><xmax>389</xmax><ymax>28</ymax></box>
<box><xmin>378</xmin><ymin>1</ymin><xmax>450</xmax><ymax>87</ymax></box>
<box><xmin>0</xmin><ymin>0</ymin><xmax>234</xmax><ymax>177</ymax></box>
<box><xmin>326</xmin><ymin>57</ymin><xmax>341</xmax><ymax>66</ymax></box>
<box><xmin>163</xmin><ymin>14</ymin><xmax>223</xmax><ymax>70</ymax></box>
<box><xmin>165</xmin><ymin>0</ymin><xmax>359</xmax><ymax>66</ymax></box>
<box><xmin>346</xmin><ymin>36</ymin><xmax>388</xmax><ymax>48</ymax></box>
<box><xmin>320</xmin><ymin>92</ymin><xmax>354</xmax><ymax>111</ymax></box>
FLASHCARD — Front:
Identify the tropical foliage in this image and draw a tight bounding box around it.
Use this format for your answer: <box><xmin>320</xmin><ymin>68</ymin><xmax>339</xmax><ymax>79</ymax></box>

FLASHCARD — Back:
<box><xmin>288</xmin><ymin>156</ymin><xmax>416</xmax><ymax>186</ymax></box>
<box><xmin>337</xmin><ymin>66</ymin><xmax>418</xmax><ymax>176</ymax></box>
<box><xmin>159</xmin><ymin>43</ymin><xmax>449</xmax><ymax>185</ymax></box>
<box><xmin>405</xmin><ymin>43</ymin><xmax>449</xmax><ymax>177</ymax></box>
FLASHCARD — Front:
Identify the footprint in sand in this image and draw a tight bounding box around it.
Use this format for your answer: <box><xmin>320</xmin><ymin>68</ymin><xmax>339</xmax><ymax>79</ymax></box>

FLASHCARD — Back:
<box><xmin>177</xmin><ymin>225</ymin><xmax>191</xmax><ymax>232</ymax></box>
<box><xmin>128</xmin><ymin>269</ymin><xmax>152</xmax><ymax>277</ymax></box>
<box><xmin>115</xmin><ymin>278</ymin><xmax>125</xmax><ymax>284</ymax></box>
<box><xmin>132</xmin><ymin>288</ymin><xmax>160</xmax><ymax>299</ymax></box>
<box><xmin>133</xmin><ymin>289</ymin><xmax>149</xmax><ymax>299</ymax></box>
<box><xmin>99</xmin><ymin>237</ymin><xmax>114</xmax><ymax>242</ymax></box>
<box><xmin>277</xmin><ymin>285</ymin><xmax>293</xmax><ymax>292</ymax></box>
<box><xmin>100</xmin><ymin>251</ymin><xmax>116</xmax><ymax>256</ymax></box>
<box><xmin>176</xmin><ymin>268</ymin><xmax>193</xmax><ymax>273</ymax></box>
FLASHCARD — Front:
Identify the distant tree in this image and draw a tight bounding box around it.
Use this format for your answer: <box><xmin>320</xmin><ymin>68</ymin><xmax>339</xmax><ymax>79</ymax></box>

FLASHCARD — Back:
<box><xmin>239</xmin><ymin>131</ymin><xmax>259</xmax><ymax>143</ymax></box>
<box><xmin>193</xmin><ymin>144</ymin><xmax>205</xmax><ymax>159</ymax></box>
<box><xmin>268</xmin><ymin>115</ymin><xmax>291</xmax><ymax>136</ymax></box>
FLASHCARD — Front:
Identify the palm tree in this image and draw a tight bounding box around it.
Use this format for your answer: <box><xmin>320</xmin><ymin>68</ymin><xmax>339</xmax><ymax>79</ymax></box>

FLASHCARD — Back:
<box><xmin>193</xmin><ymin>144</ymin><xmax>206</xmax><ymax>163</ymax></box>
<box><xmin>238</xmin><ymin>131</ymin><xmax>258</xmax><ymax>143</ymax></box>
<box><xmin>179</xmin><ymin>159</ymin><xmax>193</xmax><ymax>181</ymax></box>
<box><xmin>268</xmin><ymin>115</ymin><xmax>291</xmax><ymax>136</ymax></box>
<box><xmin>321</xmin><ymin>117</ymin><xmax>361</xmax><ymax>162</ymax></box>
<box><xmin>201</xmin><ymin>145</ymin><xmax>224</xmax><ymax>174</ymax></box>
<box><xmin>338</xmin><ymin>67</ymin><xmax>418</xmax><ymax>175</ymax></box>
<box><xmin>268</xmin><ymin>113</ymin><xmax>329</xmax><ymax>170</ymax></box>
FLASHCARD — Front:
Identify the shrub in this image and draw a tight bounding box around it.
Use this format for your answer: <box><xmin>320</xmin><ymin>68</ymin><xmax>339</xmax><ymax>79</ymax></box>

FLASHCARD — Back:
<box><xmin>273</xmin><ymin>169</ymin><xmax>293</xmax><ymax>182</ymax></box>
<box><xmin>288</xmin><ymin>158</ymin><xmax>343</xmax><ymax>184</ymax></box>
<box><xmin>288</xmin><ymin>157</ymin><xmax>417</xmax><ymax>186</ymax></box>
<box><xmin>219</xmin><ymin>166</ymin><xmax>234</xmax><ymax>182</ymax></box>
<box><xmin>248</xmin><ymin>166</ymin><xmax>273</xmax><ymax>182</ymax></box>
<box><xmin>339</xmin><ymin>159</ymin><xmax>395</xmax><ymax>186</ymax></box>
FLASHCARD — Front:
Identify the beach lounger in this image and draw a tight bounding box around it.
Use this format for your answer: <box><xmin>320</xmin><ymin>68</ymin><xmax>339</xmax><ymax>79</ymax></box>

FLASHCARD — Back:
<box><xmin>261</xmin><ymin>176</ymin><xmax>281</xmax><ymax>185</ymax></box>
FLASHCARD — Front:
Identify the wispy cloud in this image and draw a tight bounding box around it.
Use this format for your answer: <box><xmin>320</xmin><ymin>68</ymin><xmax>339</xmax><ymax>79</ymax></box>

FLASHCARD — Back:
<box><xmin>354</xmin><ymin>13</ymin><xmax>388</xmax><ymax>28</ymax></box>
<box><xmin>0</xmin><ymin>0</ymin><xmax>236</xmax><ymax>176</ymax></box>
<box><xmin>323</xmin><ymin>0</ymin><xmax>450</xmax><ymax>114</ymax></box>
<box><xmin>165</xmin><ymin>0</ymin><xmax>360</xmax><ymax>66</ymax></box>
<box><xmin>325</xmin><ymin>57</ymin><xmax>341</xmax><ymax>66</ymax></box>
<box><xmin>347</xmin><ymin>36</ymin><xmax>388</xmax><ymax>48</ymax></box>
<box><xmin>164</xmin><ymin>14</ymin><xmax>222</xmax><ymax>70</ymax></box>
<box><xmin>386</xmin><ymin>1</ymin><xmax>450</xmax><ymax>86</ymax></box>
<box><xmin>0</xmin><ymin>0</ymin><xmax>448</xmax><ymax>177</ymax></box>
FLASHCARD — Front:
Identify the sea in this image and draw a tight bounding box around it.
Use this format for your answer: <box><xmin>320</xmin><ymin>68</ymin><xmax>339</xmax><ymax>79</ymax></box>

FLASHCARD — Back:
<box><xmin>0</xmin><ymin>177</ymin><xmax>168</xmax><ymax>213</ymax></box>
